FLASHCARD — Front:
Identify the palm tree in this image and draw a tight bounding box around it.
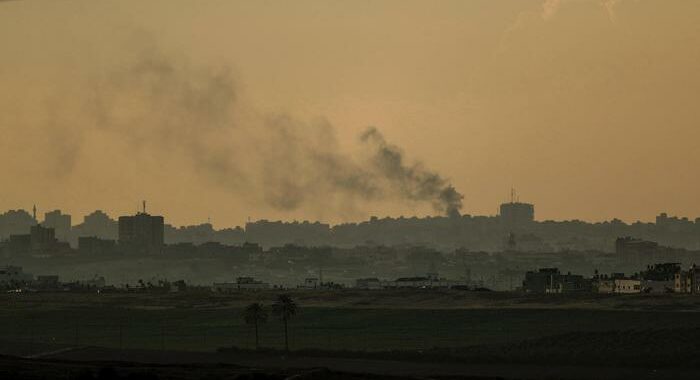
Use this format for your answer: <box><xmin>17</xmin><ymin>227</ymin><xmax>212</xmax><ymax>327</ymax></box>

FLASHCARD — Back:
<box><xmin>243</xmin><ymin>302</ymin><xmax>268</xmax><ymax>349</ymax></box>
<box><xmin>272</xmin><ymin>294</ymin><xmax>298</xmax><ymax>352</ymax></box>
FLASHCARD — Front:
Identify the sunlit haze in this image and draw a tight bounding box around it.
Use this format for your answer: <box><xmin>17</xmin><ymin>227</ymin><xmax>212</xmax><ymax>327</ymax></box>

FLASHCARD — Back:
<box><xmin>2</xmin><ymin>0</ymin><xmax>699</xmax><ymax>227</ymax></box>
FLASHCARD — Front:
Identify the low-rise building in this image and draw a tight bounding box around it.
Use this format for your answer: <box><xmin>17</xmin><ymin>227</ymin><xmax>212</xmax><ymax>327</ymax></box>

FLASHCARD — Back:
<box><xmin>614</xmin><ymin>278</ymin><xmax>641</xmax><ymax>293</ymax></box>
<box><xmin>674</xmin><ymin>264</ymin><xmax>700</xmax><ymax>293</ymax></box>
<box><xmin>640</xmin><ymin>263</ymin><xmax>679</xmax><ymax>293</ymax></box>
<box><xmin>78</xmin><ymin>236</ymin><xmax>117</xmax><ymax>255</ymax></box>
<box><xmin>686</xmin><ymin>265</ymin><xmax>700</xmax><ymax>293</ymax></box>
<box><xmin>301</xmin><ymin>277</ymin><xmax>319</xmax><ymax>289</ymax></box>
<box><xmin>35</xmin><ymin>275</ymin><xmax>60</xmax><ymax>289</ymax></box>
<box><xmin>555</xmin><ymin>273</ymin><xmax>592</xmax><ymax>293</ymax></box>
<box><xmin>522</xmin><ymin>268</ymin><xmax>560</xmax><ymax>293</ymax></box>
<box><xmin>356</xmin><ymin>273</ymin><xmax>468</xmax><ymax>290</ymax></box>
<box><xmin>77</xmin><ymin>276</ymin><xmax>107</xmax><ymax>289</ymax></box>
<box><xmin>595</xmin><ymin>277</ymin><xmax>616</xmax><ymax>294</ymax></box>
<box><xmin>355</xmin><ymin>278</ymin><xmax>382</xmax><ymax>290</ymax></box>
<box><xmin>213</xmin><ymin>276</ymin><xmax>270</xmax><ymax>292</ymax></box>
<box><xmin>523</xmin><ymin>268</ymin><xmax>592</xmax><ymax>294</ymax></box>
<box><xmin>0</xmin><ymin>265</ymin><xmax>33</xmax><ymax>288</ymax></box>
<box><xmin>391</xmin><ymin>276</ymin><xmax>433</xmax><ymax>288</ymax></box>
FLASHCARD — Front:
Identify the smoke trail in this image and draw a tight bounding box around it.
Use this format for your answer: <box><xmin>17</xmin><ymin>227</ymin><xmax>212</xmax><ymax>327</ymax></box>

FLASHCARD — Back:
<box><xmin>84</xmin><ymin>47</ymin><xmax>464</xmax><ymax>217</ymax></box>
<box><xmin>360</xmin><ymin>127</ymin><xmax>463</xmax><ymax>217</ymax></box>
<box><xmin>90</xmin><ymin>47</ymin><xmax>246</xmax><ymax>190</ymax></box>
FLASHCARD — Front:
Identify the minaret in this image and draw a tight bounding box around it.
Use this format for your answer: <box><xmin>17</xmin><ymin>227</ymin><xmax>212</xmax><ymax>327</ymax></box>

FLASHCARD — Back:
<box><xmin>142</xmin><ymin>200</ymin><xmax>147</xmax><ymax>214</ymax></box>
<box><xmin>32</xmin><ymin>204</ymin><xmax>37</xmax><ymax>221</ymax></box>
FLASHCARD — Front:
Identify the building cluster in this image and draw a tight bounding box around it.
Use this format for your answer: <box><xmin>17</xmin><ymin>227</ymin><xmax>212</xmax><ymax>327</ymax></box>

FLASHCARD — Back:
<box><xmin>213</xmin><ymin>277</ymin><xmax>271</xmax><ymax>292</ymax></box>
<box><xmin>210</xmin><ymin>272</ymin><xmax>469</xmax><ymax>292</ymax></box>
<box><xmin>354</xmin><ymin>273</ymin><xmax>472</xmax><ymax>290</ymax></box>
<box><xmin>0</xmin><ymin>206</ymin><xmax>165</xmax><ymax>257</ymax></box>
<box><xmin>1</xmin><ymin>198</ymin><xmax>700</xmax><ymax>293</ymax></box>
<box><xmin>122</xmin><ymin>278</ymin><xmax>188</xmax><ymax>293</ymax></box>
<box><xmin>212</xmin><ymin>275</ymin><xmax>345</xmax><ymax>293</ymax></box>
<box><xmin>5</xmin><ymin>224</ymin><xmax>72</xmax><ymax>257</ymax></box>
<box><xmin>522</xmin><ymin>262</ymin><xmax>700</xmax><ymax>295</ymax></box>
<box><xmin>0</xmin><ymin>264</ymin><xmax>196</xmax><ymax>293</ymax></box>
<box><xmin>0</xmin><ymin>265</ymin><xmax>106</xmax><ymax>292</ymax></box>
<box><xmin>3</xmin><ymin>197</ymin><xmax>700</xmax><ymax>255</ymax></box>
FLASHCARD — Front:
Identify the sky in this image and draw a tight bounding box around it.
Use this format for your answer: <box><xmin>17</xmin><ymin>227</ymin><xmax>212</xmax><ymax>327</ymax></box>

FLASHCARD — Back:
<box><xmin>1</xmin><ymin>0</ymin><xmax>699</xmax><ymax>227</ymax></box>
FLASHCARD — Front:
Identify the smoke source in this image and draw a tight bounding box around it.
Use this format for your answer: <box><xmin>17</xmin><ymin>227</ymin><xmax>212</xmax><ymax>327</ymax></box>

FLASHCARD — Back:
<box><xmin>360</xmin><ymin>127</ymin><xmax>463</xmax><ymax>217</ymax></box>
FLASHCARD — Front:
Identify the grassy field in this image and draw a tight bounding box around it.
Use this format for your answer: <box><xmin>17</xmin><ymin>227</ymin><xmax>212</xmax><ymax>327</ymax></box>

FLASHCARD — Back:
<box><xmin>3</xmin><ymin>289</ymin><xmax>700</xmax><ymax>357</ymax></box>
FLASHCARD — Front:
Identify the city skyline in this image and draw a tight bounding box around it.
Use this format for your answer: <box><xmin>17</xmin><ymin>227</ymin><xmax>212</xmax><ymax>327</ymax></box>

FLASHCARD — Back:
<box><xmin>2</xmin><ymin>197</ymin><xmax>699</xmax><ymax>229</ymax></box>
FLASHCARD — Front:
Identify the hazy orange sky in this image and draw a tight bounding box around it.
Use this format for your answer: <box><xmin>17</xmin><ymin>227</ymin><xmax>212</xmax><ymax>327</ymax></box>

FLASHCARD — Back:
<box><xmin>1</xmin><ymin>0</ymin><xmax>699</xmax><ymax>227</ymax></box>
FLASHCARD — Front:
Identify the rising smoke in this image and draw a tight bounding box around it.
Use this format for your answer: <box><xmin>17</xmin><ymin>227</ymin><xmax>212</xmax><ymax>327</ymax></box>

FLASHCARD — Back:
<box><xmin>27</xmin><ymin>45</ymin><xmax>465</xmax><ymax>218</ymax></box>
<box><xmin>360</xmin><ymin>128</ymin><xmax>463</xmax><ymax>217</ymax></box>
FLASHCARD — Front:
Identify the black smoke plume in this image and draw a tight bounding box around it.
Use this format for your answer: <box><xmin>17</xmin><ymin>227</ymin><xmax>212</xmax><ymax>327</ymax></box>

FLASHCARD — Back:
<box><xmin>360</xmin><ymin>127</ymin><xmax>463</xmax><ymax>217</ymax></box>
<box><xmin>54</xmin><ymin>46</ymin><xmax>464</xmax><ymax>218</ymax></box>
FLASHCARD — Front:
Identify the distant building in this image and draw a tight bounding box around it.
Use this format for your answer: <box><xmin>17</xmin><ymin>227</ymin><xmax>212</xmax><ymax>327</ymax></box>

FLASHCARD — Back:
<box><xmin>594</xmin><ymin>273</ymin><xmax>642</xmax><ymax>294</ymax></box>
<box><xmin>245</xmin><ymin>219</ymin><xmax>331</xmax><ymax>248</ymax></box>
<box><xmin>301</xmin><ymin>277</ymin><xmax>319</xmax><ymax>289</ymax></box>
<box><xmin>614</xmin><ymin>278</ymin><xmax>641</xmax><ymax>294</ymax></box>
<box><xmin>43</xmin><ymin>210</ymin><xmax>71</xmax><ymax>242</ymax></box>
<box><xmin>0</xmin><ymin>209</ymin><xmax>36</xmax><ymax>240</ymax></box>
<box><xmin>640</xmin><ymin>263</ymin><xmax>678</xmax><ymax>293</ymax></box>
<box><xmin>523</xmin><ymin>268</ymin><xmax>591</xmax><ymax>293</ymax></box>
<box><xmin>74</xmin><ymin>210</ymin><xmax>118</xmax><ymax>241</ymax></box>
<box><xmin>556</xmin><ymin>273</ymin><xmax>592</xmax><ymax>293</ymax></box>
<box><xmin>30</xmin><ymin>224</ymin><xmax>56</xmax><ymax>251</ymax></box>
<box><xmin>78</xmin><ymin>236</ymin><xmax>117</xmax><ymax>255</ymax></box>
<box><xmin>0</xmin><ymin>265</ymin><xmax>33</xmax><ymax>287</ymax></box>
<box><xmin>164</xmin><ymin>223</ymin><xmax>246</xmax><ymax>246</ymax></box>
<box><xmin>355</xmin><ymin>278</ymin><xmax>382</xmax><ymax>290</ymax></box>
<box><xmin>593</xmin><ymin>272</ymin><xmax>626</xmax><ymax>294</ymax></box>
<box><xmin>118</xmin><ymin>209</ymin><xmax>164</xmax><ymax>255</ymax></box>
<box><xmin>393</xmin><ymin>276</ymin><xmax>432</xmax><ymax>288</ymax></box>
<box><xmin>674</xmin><ymin>264</ymin><xmax>700</xmax><ymax>293</ymax></box>
<box><xmin>35</xmin><ymin>275</ymin><xmax>60</xmax><ymax>289</ymax></box>
<box><xmin>656</xmin><ymin>212</ymin><xmax>694</xmax><ymax>231</ymax></box>
<box><xmin>213</xmin><ymin>276</ymin><xmax>270</xmax><ymax>292</ymax></box>
<box><xmin>594</xmin><ymin>277</ymin><xmax>616</xmax><ymax>294</ymax></box>
<box><xmin>522</xmin><ymin>268</ymin><xmax>559</xmax><ymax>293</ymax></box>
<box><xmin>364</xmin><ymin>273</ymin><xmax>468</xmax><ymax>289</ymax></box>
<box><xmin>76</xmin><ymin>276</ymin><xmax>107</xmax><ymax>289</ymax></box>
<box><xmin>616</xmin><ymin>237</ymin><xmax>660</xmax><ymax>265</ymax></box>
<box><xmin>499</xmin><ymin>198</ymin><xmax>534</xmax><ymax>232</ymax></box>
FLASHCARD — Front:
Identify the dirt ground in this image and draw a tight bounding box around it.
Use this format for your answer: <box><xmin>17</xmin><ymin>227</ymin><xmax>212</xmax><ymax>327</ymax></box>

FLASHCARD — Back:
<box><xmin>31</xmin><ymin>345</ymin><xmax>700</xmax><ymax>380</ymax></box>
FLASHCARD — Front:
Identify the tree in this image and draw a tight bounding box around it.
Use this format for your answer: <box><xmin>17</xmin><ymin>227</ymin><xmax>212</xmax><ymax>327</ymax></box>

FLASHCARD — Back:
<box><xmin>243</xmin><ymin>302</ymin><xmax>268</xmax><ymax>349</ymax></box>
<box><xmin>272</xmin><ymin>294</ymin><xmax>298</xmax><ymax>352</ymax></box>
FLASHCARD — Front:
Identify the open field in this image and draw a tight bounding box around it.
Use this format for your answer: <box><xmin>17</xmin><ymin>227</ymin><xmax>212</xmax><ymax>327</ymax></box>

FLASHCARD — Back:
<box><xmin>3</xmin><ymin>290</ymin><xmax>700</xmax><ymax>356</ymax></box>
<box><xmin>0</xmin><ymin>354</ymin><xmax>424</xmax><ymax>380</ymax></box>
<box><xmin>7</xmin><ymin>288</ymin><xmax>700</xmax><ymax>310</ymax></box>
<box><xmin>3</xmin><ymin>290</ymin><xmax>700</xmax><ymax>378</ymax></box>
